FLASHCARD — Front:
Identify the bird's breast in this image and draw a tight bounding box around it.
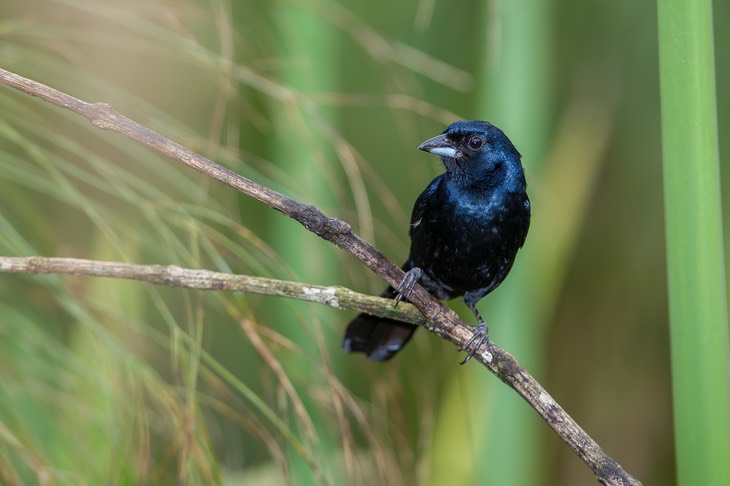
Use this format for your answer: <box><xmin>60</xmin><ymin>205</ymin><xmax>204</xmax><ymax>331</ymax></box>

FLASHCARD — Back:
<box><xmin>410</xmin><ymin>190</ymin><xmax>529</xmax><ymax>296</ymax></box>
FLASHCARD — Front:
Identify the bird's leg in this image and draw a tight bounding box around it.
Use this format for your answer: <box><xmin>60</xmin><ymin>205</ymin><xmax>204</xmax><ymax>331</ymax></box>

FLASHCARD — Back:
<box><xmin>460</xmin><ymin>299</ymin><xmax>492</xmax><ymax>364</ymax></box>
<box><xmin>394</xmin><ymin>267</ymin><xmax>423</xmax><ymax>306</ymax></box>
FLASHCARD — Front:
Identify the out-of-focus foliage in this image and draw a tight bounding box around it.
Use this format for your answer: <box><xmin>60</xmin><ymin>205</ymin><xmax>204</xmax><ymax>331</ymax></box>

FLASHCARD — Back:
<box><xmin>0</xmin><ymin>0</ymin><xmax>726</xmax><ymax>484</ymax></box>
<box><xmin>658</xmin><ymin>0</ymin><xmax>730</xmax><ymax>483</ymax></box>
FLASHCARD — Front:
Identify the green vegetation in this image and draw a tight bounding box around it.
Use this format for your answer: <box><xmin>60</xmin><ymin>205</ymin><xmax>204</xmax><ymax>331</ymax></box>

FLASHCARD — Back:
<box><xmin>658</xmin><ymin>0</ymin><xmax>730</xmax><ymax>484</ymax></box>
<box><xmin>1</xmin><ymin>0</ymin><xmax>727</xmax><ymax>484</ymax></box>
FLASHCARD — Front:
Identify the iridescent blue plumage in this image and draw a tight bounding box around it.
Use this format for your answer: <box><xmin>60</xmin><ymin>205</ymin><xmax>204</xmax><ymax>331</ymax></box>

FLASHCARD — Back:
<box><xmin>344</xmin><ymin>120</ymin><xmax>531</xmax><ymax>361</ymax></box>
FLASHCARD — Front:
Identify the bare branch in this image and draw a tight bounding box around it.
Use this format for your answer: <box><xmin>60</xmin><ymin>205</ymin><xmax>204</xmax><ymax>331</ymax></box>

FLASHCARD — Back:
<box><xmin>0</xmin><ymin>68</ymin><xmax>642</xmax><ymax>486</ymax></box>
<box><xmin>0</xmin><ymin>256</ymin><xmax>425</xmax><ymax>325</ymax></box>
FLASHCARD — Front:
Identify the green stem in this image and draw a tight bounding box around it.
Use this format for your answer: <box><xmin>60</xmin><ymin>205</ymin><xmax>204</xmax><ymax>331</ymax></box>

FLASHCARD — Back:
<box><xmin>657</xmin><ymin>0</ymin><xmax>730</xmax><ymax>484</ymax></box>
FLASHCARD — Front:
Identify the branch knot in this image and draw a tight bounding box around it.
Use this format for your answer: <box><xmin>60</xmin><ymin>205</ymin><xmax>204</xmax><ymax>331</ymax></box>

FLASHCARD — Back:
<box><xmin>290</xmin><ymin>204</ymin><xmax>351</xmax><ymax>239</ymax></box>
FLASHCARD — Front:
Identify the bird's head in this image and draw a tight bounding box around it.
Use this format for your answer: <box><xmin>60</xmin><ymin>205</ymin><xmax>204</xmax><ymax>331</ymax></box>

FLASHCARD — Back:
<box><xmin>418</xmin><ymin>120</ymin><xmax>524</xmax><ymax>190</ymax></box>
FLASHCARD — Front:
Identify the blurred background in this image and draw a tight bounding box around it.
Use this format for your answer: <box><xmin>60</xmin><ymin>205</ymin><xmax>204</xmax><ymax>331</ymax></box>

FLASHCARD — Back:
<box><xmin>0</xmin><ymin>0</ymin><xmax>728</xmax><ymax>484</ymax></box>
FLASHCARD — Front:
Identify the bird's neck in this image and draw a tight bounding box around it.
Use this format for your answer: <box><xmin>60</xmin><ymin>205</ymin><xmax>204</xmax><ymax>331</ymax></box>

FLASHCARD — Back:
<box><xmin>445</xmin><ymin>163</ymin><xmax>524</xmax><ymax>195</ymax></box>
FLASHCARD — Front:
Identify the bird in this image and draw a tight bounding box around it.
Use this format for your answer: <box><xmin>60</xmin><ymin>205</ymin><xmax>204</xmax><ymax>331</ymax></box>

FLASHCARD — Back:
<box><xmin>342</xmin><ymin>120</ymin><xmax>531</xmax><ymax>363</ymax></box>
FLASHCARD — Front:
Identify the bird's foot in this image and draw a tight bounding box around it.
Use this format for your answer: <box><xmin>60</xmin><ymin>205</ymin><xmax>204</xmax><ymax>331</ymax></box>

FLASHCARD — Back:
<box><xmin>394</xmin><ymin>267</ymin><xmax>423</xmax><ymax>306</ymax></box>
<box><xmin>459</xmin><ymin>322</ymin><xmax>492</xmax><ymax>364</ymax></box>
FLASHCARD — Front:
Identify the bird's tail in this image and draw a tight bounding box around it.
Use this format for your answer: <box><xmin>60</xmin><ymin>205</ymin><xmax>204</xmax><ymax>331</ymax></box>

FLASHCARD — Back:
<box><xmin>342</xmin><ymin>286</ymin><xmax>418</xmax><ymax>361</ymax></box>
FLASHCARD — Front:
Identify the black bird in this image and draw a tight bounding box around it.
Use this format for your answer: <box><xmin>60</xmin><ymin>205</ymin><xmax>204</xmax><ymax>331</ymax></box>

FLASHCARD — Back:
<box><xmin>343</xmin><ymin>120</ymin><xmax>531</xmax><ymax>362</ymax></box>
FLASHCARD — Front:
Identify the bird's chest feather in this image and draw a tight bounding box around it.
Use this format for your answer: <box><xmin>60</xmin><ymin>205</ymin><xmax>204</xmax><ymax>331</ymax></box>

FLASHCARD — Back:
<box><xmin>410</xmin><ymin>184</ymin><xmax>528</xmax><ymax>294</ymax></box>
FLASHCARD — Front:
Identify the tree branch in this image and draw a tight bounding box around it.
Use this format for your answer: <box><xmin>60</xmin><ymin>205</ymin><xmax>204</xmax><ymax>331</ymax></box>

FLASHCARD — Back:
<box><xmin>0</xmin><ymin>256</ymin><xmax>426</xmax><ymax>325</ymax></box>
<box><xmin>0</xmin><ymin>68</ymin><xmax>642</xmax><ymax>486</ymax></box>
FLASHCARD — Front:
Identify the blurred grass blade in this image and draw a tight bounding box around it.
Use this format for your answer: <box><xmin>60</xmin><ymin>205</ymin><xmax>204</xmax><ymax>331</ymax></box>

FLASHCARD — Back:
<box><xmin>657</xmin><ymin>0</ymin><xmax>730</xmax><ymax>484</ymax></box>
<box><xmin>428</xmin><ymin>1</ymin><xmax>552</xmax><ymax>484</ymax></box>
<box><xmin>264</xmin><ymin>3</ymin><xmax>342</xmax><ymax>483</ymax></box>
<box><xmin>478</xmin><ymin>0</ymin><xmax>553</xmax><ymax>484</ymax></box>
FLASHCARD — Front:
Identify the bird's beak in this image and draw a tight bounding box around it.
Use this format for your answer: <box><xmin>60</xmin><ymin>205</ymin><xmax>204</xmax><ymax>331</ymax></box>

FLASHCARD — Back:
<box><xmin>418</xmin><ymin>133</ymin><xmax>458</xmax><ymax>158</ymax></box>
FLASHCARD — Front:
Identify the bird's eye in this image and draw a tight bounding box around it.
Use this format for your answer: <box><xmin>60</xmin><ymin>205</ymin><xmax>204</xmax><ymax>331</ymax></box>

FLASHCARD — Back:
<box><xmin>468</xmin><ymin>136</ymin><xmax>484</xmax><ymax>150</ymax></box>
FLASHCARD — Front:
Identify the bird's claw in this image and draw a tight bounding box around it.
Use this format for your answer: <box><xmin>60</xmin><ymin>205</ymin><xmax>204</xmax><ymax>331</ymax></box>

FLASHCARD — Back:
<box><xmin>394</xmin><ymin>267</ymin><xmax>423</xmax><ymax>306</ymax></box>
<box><xmin>459</xmin><ymin>323</ymin><xmax>491</xmax><ymax>364</ymax></box>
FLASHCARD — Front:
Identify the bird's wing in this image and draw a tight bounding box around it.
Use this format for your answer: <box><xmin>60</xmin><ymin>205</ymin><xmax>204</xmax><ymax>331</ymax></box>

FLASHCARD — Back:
<box><xmin>519</xmin><ymin>196</ymin><xmax>531</xmax><ymax>248</ymax></box>
<box><xmin>409</xmin><ymin>175</ymin><xmax>443</xmax><ymax>237</ymax></box>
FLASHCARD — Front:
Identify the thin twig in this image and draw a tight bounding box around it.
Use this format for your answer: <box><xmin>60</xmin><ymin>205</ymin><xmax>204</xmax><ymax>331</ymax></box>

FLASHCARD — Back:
<box><xmin>0</xmin><ymin>256</ymin><xmax>426</xmax><ymax>325</ymax></box>
<box><xmin>0</xmin><ymin>68</ymin><xmax>642</xmax><ymax>486</ymax></box>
